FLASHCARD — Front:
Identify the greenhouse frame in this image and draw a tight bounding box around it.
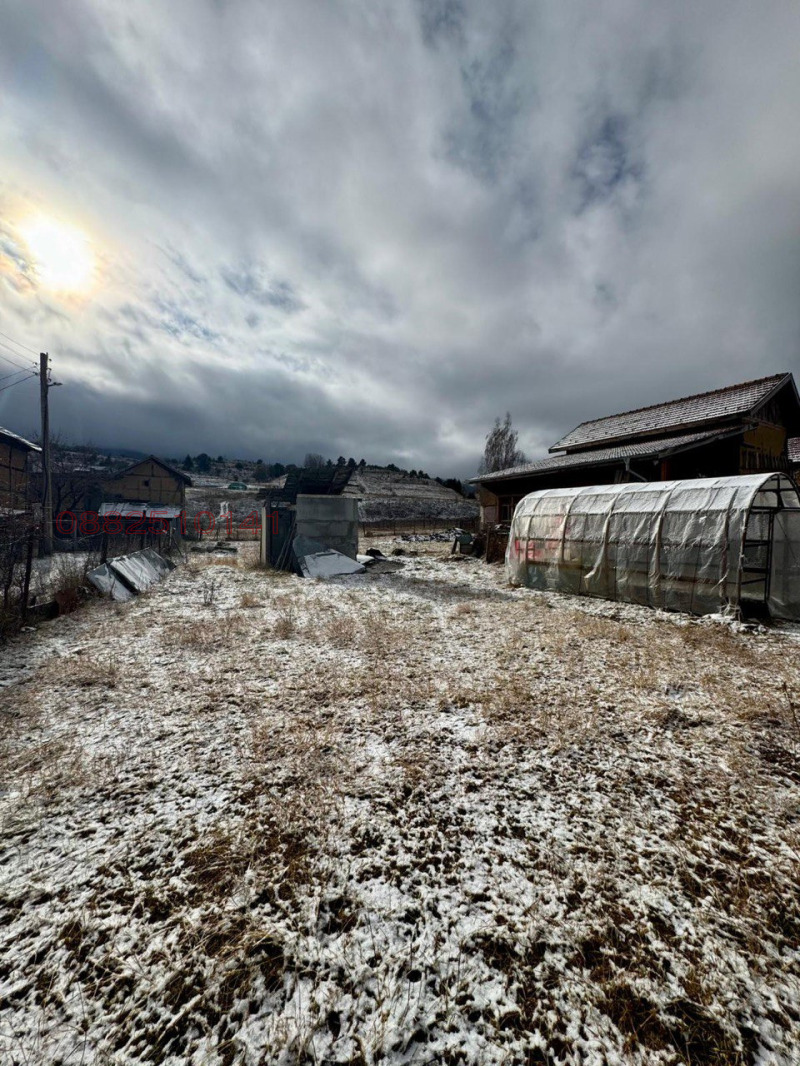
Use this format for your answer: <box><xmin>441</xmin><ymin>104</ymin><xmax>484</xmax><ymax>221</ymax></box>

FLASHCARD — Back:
<box><xmin>505</xmin><ymin>473</ymin><xmax>800</xmax><ymax>618</ymax></box>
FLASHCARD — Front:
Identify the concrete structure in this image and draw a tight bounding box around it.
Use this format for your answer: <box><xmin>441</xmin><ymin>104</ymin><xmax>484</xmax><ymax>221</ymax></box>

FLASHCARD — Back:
<box><xmin>260</xmin><ymin>494</ymin><xmax>360</xmax><ymax>570</ymax></box>
<box><xmin>295</xmin><ymin>494</ymin><xmax>359</xmax><ymax>559</ymax></box>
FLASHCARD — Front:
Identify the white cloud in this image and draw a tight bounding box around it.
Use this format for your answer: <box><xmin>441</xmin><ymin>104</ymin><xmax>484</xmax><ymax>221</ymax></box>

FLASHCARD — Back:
<box><xmin>0</xmin><ymin>0</ymin><xmax>798</xmax><ymax>474</ymax></box>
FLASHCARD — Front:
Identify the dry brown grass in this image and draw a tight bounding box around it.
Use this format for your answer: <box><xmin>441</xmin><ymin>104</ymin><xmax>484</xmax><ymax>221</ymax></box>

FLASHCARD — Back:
<box><xmin>161</xmin><ymin>611</ymin><xmax>251</xmax><ymax>650</ymax></box>
<box><xmin>273</xmin><ymin>603</ymin><xmax>297</xmax><ymax>639</ymax></box>
<box><xmin>58</xmin><ymin>654</ymin><xmax>120</xmax><ymax>689</ymax></box>
<box><xmin>239</xmin><ymin>591</ymin><xmax>262</xmax><ymax>609</ymax></box>
<box><xmin>162</xmin><ymin>620</ymin><xmax>214</xmax><ymax>648</ymax></box>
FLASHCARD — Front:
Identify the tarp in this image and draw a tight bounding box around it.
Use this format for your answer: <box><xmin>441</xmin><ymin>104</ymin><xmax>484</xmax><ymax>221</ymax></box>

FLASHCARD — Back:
<box><xmin>506</xmin><ymin>473</ymin><xmax>800</xmax><ymax>618</ymax></box>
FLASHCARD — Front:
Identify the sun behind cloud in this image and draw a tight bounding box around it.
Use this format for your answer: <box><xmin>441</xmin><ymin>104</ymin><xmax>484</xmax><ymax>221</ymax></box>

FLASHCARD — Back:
<box><xmin>19</xmin><ymin>213</ymin><xmax>95</xmax><ymax>293</ymax></box>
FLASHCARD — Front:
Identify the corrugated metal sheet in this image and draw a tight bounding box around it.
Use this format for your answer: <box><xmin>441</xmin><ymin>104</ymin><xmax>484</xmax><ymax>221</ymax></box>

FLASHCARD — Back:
<box><xmin>550</xmin><ymin>373</ymin><xmax>789</xmax><ymax>453</ymax></box>
<box><xmin>99</xmin><ymin>502</ymin><xmax>183</xmax><ymax>518</ymax></box>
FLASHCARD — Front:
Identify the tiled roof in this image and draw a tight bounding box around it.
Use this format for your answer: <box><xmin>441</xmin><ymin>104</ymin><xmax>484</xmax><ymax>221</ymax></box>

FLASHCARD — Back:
<box><xmin>788</xmin><ymin>438</ymin><xmax>800</xmax><ymax>464</ymax></box>
<box><xmin>550</xmin><ymin>373</ymin><xmax>790</xmax><ymax>453</ymax></box>
<box><xmin>470</xmin><ymin>428</ymin><xmax>743</xmax><ymax>485</ymax></box>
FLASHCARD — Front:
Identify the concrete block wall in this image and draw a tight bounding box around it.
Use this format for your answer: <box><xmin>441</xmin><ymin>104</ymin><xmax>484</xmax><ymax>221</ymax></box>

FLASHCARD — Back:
<box><xmin>295</xmin><ymin>494</ymin><xmax>359</xmax><ymax>559</ymax></box>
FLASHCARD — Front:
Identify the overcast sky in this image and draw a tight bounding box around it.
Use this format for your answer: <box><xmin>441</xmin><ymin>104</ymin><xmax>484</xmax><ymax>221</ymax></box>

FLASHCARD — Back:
<box><xmin>0</xmin><ymin>0</ymin><xmax>798</xmax><ymax>476</ymax></box>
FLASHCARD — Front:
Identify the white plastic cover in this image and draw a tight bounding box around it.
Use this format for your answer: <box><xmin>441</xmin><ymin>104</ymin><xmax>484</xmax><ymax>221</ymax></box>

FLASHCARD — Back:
<box><xmin>293</xmin><ymin>535</ymin><xmax>365</xmax><ymax>578</ymax></box>
<box><xmin>506</xmin><ymin>473</ymin><xmax>800</xmax><ymax>618</ymax></box>
<box><xmin>86</xmin><ymin>563</ymin><xmax>135</xmax><ymax>602</ymax></box>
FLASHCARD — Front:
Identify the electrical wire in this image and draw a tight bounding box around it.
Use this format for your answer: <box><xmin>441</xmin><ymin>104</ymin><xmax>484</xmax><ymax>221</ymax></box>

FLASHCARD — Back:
<box><xmin>0</xmin><ymin>372</ymin><xmax>37</xmax><ymax>394</ymax></box>
<box><xmin>0</xmin><ymin>327</ymin><xmax>38</xmax><ymax>357</ymax></box>
<box><xmin>0</xmin><ymin>341</ymin><xmax>37</xmax><ymax>373</ymax></box>
<box><xmin>0</xmin><ymin>366</ymin><xmax>34</xmax><ymax>384</ymax></box>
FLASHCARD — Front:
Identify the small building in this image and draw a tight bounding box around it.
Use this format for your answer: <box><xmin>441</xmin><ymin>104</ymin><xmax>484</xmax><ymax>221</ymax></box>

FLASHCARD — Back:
<box><xmin>472</xmin><ymin>373</ymin><xmax>800</xmax><ymax>528</ymax></box>
<box><xmin>0</xmin><ymin>426</ymin><xmax>40</xmax><ymax>511</ymax></box>
<box><xmin>259</xmin><ymin>465</ymin><xmax>359</xmax><ymax>570</ymax></box>
<box><xmin>104</xmin><ymin>456</ymin><xmax>192</xmax><ymax>510</ymax></box>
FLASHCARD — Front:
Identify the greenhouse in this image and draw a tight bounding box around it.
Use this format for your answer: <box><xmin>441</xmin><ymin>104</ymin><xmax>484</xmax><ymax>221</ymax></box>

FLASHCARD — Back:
<box><xmin>506</xmin><ymin>473</ymin><xmax>800</xmax><ymax>618</ymax></box>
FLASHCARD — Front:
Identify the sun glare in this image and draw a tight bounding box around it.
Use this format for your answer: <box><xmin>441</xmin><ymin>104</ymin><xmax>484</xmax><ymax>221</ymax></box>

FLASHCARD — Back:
<box><xmin>20</xmin><ymin>214</ymin><xmax>95</xmax><ymax>293</ymax></box>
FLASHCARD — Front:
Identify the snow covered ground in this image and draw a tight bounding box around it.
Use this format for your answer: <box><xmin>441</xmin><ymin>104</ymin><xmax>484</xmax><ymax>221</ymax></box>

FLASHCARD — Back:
<box><xmin>1</xmin><ymin>545</ymin><xmax>799</xmax><ymax>1065</ymax></box>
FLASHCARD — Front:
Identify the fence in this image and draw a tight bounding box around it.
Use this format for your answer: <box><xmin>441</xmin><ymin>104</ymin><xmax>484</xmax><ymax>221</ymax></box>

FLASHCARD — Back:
<box><xmin>0</xmin><ymin>513</ymin><xmax>37</xmax><ymax>636</ymax></box>
<box><xmin>360</xmin><ymin>515</ymin><xmax>479</xmax><ymax>538</ymax></box>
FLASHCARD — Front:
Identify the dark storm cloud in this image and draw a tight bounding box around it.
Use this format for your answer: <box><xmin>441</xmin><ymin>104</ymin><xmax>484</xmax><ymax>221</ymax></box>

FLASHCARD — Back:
<box><xmin>0</xmin><ymin>0</ymin><xmax>799</xmax><ymax>477</ymax></box>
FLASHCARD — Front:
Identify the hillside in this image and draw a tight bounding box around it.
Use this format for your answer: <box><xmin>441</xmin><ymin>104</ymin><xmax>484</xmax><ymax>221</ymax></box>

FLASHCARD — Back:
<box><xmin>343</xmin><ymin>465</ymin><xmax>478</xmax><ymax>523</ymax></box>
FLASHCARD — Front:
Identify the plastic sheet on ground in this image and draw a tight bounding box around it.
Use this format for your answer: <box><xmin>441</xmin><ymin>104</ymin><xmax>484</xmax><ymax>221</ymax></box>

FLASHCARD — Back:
<box><xmin>87</xmin><ymin>550</ymin><xmax>174</xmax><ymax>601</ymax></box>
<box><xmin>506</xmin><ymin>472</ymin><xmax>800</xmax><ymax>618</ymax></box>
<box><xmin>293</xmin><ymin>536</ymin><xmax>365</xmax><ymax>578</ymax></box>
<box><xmin>86</xmin><ymin>563</ymin><xmax>136</xmax><ymax>602</ymax></box>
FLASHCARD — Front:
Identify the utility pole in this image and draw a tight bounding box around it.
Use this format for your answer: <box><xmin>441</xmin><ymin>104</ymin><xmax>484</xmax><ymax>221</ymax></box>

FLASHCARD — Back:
<box><xmin>40</xmin><ymin>352</ymin><xmax>53</xmax><ymax>556</ymax></box>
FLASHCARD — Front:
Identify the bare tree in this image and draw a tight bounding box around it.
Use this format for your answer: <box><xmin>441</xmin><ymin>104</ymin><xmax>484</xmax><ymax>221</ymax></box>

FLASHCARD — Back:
<box><xmin>304</xmin><ymin>453</ymin><xmax>326</xmax><ymax>469</ymax></box>
<box><xmin>479</xmin><ymin>412</ymin><xmax>527</xmax><ymax>474</ymax></box>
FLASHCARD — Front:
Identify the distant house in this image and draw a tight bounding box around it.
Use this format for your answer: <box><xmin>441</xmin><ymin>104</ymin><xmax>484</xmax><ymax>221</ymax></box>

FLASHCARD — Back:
<box><xmin>0</xmin><ymin>426</ymin><xmax>40</xmax><ymax>511</ymax></box>
<box><xmin>104</xmin><ymin>456</ymin><xmax>192</xmax><ymax>510</ymax></box>
<box><xmin>472</xmin><ymin>373</ymin><xmax>800</xmax><ymax>526</ymax></box>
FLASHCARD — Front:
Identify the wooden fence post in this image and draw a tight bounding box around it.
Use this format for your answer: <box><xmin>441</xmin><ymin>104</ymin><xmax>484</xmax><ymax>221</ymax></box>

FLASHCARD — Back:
<box><xmin>20</xmin><ymin>527</ymin><xmax>35</xmax><ymax>625</ymax></box>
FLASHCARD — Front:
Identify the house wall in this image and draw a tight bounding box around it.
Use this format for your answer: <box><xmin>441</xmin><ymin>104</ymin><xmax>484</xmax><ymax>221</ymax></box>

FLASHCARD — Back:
<box><xmin>295</xmin><ymin>495</ymin><xmax>359</xmax><ymax>559</ymax></box>
<box><xmin>476</xmin><ymin>485</ymin><xmax>499</xmax><ymax>527</ymax></box>
<box><xmin>105</xmin><ymin>460</ymin><xmax>185</xmax><ymax>507</ymax></box>
<box><xmin>0</xmin><ymin>441</ymin><xmax>30</xmax><ymax>508</ymax></box>
<box><xmin>740</xmin><ymin>422</ymin><xmax>788</xmax><ymax>472</ymax></box>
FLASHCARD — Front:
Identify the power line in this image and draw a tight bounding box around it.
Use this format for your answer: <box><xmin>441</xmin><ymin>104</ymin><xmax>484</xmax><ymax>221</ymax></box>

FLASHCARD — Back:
<box><xmin>0</xmin><ymin>366</ymin><xmax>35</xmax><ymax>384</ymax></box>
<box><xmin>0</xmin><ymin>341</ymin><xmax>37</xmax><ymax>374</ymax></box>
<box><xmin>0</xmin><ymin>371</ymin><xmax>37</xmax><ymax>395</ymax></box>
<box><xmin>0</xmin><ymin>328</ymin><xmax>38</xmax><ymax>357</ymax></box>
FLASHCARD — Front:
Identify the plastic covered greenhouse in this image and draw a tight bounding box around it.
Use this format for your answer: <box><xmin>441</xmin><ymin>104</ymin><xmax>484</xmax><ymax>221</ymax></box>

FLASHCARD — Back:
<box><xmin>506</xmin><ymin>473</ymin><xmax>800</xmax><ymax>618</ymax></box>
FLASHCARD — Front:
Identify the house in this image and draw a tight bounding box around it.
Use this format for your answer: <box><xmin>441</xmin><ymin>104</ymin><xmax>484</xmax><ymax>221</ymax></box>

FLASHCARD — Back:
<box><xmin>0</xmin><ymin>426</ymin><xmax>40</xmax><ymax>511</ymax></box>
<box><xmin>472</xmin><ymin>373</ymin><xmax>800</xmax><ymax>527</ymax></box>
<box><xmin>103</xmin><ymin>455</ymin><xmax>193</xmax><ymax>510</ymax></box>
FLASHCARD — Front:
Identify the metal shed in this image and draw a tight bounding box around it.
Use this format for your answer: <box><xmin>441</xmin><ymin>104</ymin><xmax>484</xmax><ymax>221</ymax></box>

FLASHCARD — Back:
<box><xmin>506</xmin><ymin>473</ymin><xmax>800</xmax><ymax>618</ymax></box>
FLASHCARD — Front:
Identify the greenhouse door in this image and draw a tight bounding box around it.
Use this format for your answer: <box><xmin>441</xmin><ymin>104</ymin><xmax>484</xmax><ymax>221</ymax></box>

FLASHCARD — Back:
<box><xmin>768</xmin><ymin>509</ymin><xmax>800</xmax><ymax>620</ymax></box>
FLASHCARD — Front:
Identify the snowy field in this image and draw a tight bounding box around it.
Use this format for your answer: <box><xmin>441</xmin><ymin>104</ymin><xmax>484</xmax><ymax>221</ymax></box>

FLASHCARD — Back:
<box><xmin>1</xmin><ymin>544</ymin><xmax>799</xmax><ymax>1065</ymax></box>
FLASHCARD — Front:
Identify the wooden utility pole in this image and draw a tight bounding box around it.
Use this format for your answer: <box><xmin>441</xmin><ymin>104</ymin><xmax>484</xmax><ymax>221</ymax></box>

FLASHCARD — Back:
<box><xmin>40</xmin><ymin>352</ymin><xmax>53</xmax><ymax>556</ymax></box>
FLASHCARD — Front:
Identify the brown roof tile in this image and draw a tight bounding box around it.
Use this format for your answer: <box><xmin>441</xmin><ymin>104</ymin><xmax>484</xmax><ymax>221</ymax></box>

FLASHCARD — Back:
<box><xmin>471</xmin><ymin>427</ymin><xmax>744</xmax><ymax>484</ymax></box>
<box><xmin>550</xmin><ymin>373</ymin><xmax>790</xmax><ymax>453</ymax></box>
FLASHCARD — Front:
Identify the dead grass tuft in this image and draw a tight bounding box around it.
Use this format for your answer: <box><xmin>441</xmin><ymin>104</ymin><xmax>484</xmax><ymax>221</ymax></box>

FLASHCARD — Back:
<box><xmin>239</xmin><ymin>591</ymin><xmax>262</xmax><ymax>609</ymax></box>
<box><xmin>61</xmin><ymin>654</ymin><xmax>120</xmax><ymax>689</ymax></box>
<box><xmin>273</xmin><ymin>603</ymin><xmax>296</xmax><ymax>639</ymax></box>
<box><xmin>162</xmin><ymin>620</ymin><xmax>214</xmax><ymax>648</ymax></box>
